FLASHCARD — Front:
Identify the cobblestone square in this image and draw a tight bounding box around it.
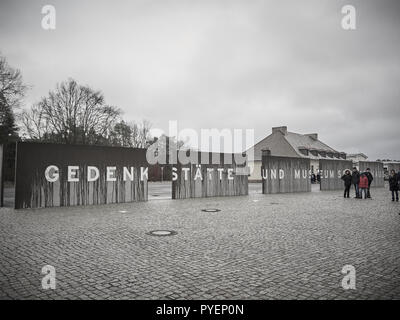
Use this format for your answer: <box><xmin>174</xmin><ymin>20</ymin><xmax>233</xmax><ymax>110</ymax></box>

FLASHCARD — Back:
<box><xmin>1</xmin><ymin>186</ymin><xmax>399</xmax><ymax>300</ymax></box>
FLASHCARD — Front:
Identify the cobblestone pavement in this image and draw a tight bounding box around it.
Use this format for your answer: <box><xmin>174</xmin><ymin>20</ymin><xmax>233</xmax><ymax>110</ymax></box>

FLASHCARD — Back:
<box><xmin>1</xmin><ymin>186</ymin><xmax>399</xmax><ymax>300</ymax></box>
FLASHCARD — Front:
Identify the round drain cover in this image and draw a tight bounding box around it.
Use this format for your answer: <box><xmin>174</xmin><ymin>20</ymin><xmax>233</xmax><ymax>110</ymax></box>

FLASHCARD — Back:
<box><xmin>147</xmin><ymin>230</ymin><xmax>177</xmax><ymax>236</ymax></box>
<box><xmin>201</xmin><ymin>208</ymin><xmax>221</xmax><ymax>212</ymax></box>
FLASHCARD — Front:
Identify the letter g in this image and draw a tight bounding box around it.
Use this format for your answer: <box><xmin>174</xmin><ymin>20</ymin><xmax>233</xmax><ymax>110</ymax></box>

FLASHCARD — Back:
<box><xmin>45</xmin><ymin>165</ymin><xmax>59</xmax><ymax>182</ymax></box>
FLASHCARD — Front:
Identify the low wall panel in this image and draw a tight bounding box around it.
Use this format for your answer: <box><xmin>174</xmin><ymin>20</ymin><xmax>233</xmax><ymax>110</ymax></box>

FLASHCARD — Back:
<box><xmin>262</xmin><ymin>156</ymin><xmax>311</xmax><ymax>194</ymax></box>
<box><xmin>172</xmin><ymin>152</ymin><xmax>248</xmax><ymax>199</ymax></box>
<box><xmin>319</xmin><ymin>159</ymin><xmax>353</xmax><ymax>191</ymax></box>
<box><xmin>15</xmin><ymin>142</ymin><xmax>148</xmax><ymax>209</ymax></box>
<box><xmin>358</xmin><ymin>161</ymin><xmax>384</xmax><ymax>187</ymax></box>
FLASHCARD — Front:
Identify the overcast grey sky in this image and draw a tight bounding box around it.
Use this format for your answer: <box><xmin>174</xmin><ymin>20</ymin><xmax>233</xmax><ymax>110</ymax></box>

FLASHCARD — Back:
<box><xmin>1</xmin><ymin>0</ymin><xmax>399</xmax><ymax>159</ymax></box>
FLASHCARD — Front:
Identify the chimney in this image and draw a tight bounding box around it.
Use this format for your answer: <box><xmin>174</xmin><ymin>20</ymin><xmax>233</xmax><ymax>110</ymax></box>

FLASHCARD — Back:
<box><xmin>305</xmin><ymin>133</ymin><xmax>318</xmax><ymax>140</ymax></box>
<box><xmin>272</xmin><ymin>126</ymin><xmax>287</xmax><ymax>135</ymax></box>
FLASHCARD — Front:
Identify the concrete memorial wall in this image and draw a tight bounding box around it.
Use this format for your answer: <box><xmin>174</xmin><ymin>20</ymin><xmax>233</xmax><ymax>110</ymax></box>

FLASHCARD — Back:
<box><xmin>261</xmin><ymin>155</ymin><xmax>311</xmax><ymax>194</ymax></box>
<box><xmin>0</xmin><ymin>144</ymin><xmax>3</xmax><ymax>207</ymax></box>
<box><xmin>15</xmin><ymin>142</ymin><xmax>148</xmax><ymax>209</ymax></box>
<box><xmin>319</xmin><ymin>159</ymin><xmax>353</xmax><ymax>191</ymax></box>
<box><xmin>358</xmin><ymin>161</ymin><xmax>385</xmax><ymax>187</ymax></box>
<box><xmin>172</xmin><ymin>151</ymin><xmax>248</xmax><ymax>199</ymax></box>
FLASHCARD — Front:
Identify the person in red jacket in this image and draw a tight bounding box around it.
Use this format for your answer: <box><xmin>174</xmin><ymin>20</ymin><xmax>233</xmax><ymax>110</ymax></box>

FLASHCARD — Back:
<box><xmin>359</xmin><ymin>173</ymin><xmax>369</xmax><ymax>199</ymax></box>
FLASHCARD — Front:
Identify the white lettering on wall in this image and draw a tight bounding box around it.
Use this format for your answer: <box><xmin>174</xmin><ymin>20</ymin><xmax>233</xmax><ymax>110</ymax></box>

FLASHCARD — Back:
<box><xmin>228</xmin><ymin>168</ymin><xmax>234</xmax><ymax>180</ymax></box>
<box><xmin>172</xmin><ymin>167</ymin><xmax>178</xmax><ymax>181</ymax></box>
<box><xmin>87</xmin><ymin>166</ymin><xmax>100</xmax><ymax>182</ymax></box>
<box><xmin>68</xmin><ymin>166</ymin><xmax>79</xmax><ymax>182</ymax></box>
<box><xmin>123</xmin><ymin>167</ymin><xmax>134</xmax><ymax>181</ymax></box>
<box><xmin>45</xmin><ymin>165</ymin><xmax>59</xmax><ymax>182</ymax></box>
<box><xmin>261</xmin><ymin>169</ymin><xmax>268</xmax><ymax>179</ymax></box>
<box><xmin>140</xmin><ymin>167</ymin><xmax>148</xmax><ymax>181</ymax></box>
<box><xmin>194</xmin><ymin>166</ymin><xmax>203</xmax><ymax>181</ymax></box>
<box><xmin>217</xmin><ymin>168</ymin><xmax>224</xmax><ymax>180</ymax></box>
<box><xmin>106</xmin><ymin>166</ymin><xmax>117</xmax><ymax>182</ymax></box>
<box><xmin>182</xmin><ymin>167</ymin><xmax>190</xmax><ymax>180</ymax></box>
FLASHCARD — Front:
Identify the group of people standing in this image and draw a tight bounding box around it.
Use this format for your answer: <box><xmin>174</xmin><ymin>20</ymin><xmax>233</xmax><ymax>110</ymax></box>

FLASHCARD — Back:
<box><xmin>341</xmin><ymin>167</ymin><xmax>400</xmax><ymax>201</ymax></box>
<box><xmin>341</xmin><ymin>167</ymin><xmax>373</xmax><ymax>199</ymax></box>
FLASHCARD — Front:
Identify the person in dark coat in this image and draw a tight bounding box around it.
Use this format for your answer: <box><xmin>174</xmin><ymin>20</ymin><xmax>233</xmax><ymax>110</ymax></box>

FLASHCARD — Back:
<box><xmin>351</xmin><ymin>167</ymin><xmax>360</xmax><ymax>198</ymax></box>
<box><xmin>389</xmin><ymin>170</ymin><xmax>399</xmax><ymax>201</ymax></box>
<box><xmin>341</xmin><ymin>170</ymin><xmax>352</xmax><ymax>198</ymax></box>
<box><xmin>364</xmin><ymin>168</ymin><xmax>374</xmax><ymax>198</ymax></box>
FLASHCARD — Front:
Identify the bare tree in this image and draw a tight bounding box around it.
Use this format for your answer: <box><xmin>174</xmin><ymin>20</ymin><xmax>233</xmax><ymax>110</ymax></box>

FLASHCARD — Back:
<box><xmin>0</xmin><ymin>54</ymin><xmax>27</xmax><ymax>111</ymax></box>
<box><xmin>131</xmin><ymin>119</ymin><xmax>152</xmax><ymax>148</ymax></box>
<box><xmin>20</xmin><ymin>103</ymin><xmax>49</xmax><ymax>140</ymax></box>
<box><xmin>0</xmin><ymin>53</ymin><xmax>27</xmax><ymax>143</ymax></box>
<box><xmin>21</xmin><ymin>79</ymin><xmax>121</xmax><ymax>145</ymax></box>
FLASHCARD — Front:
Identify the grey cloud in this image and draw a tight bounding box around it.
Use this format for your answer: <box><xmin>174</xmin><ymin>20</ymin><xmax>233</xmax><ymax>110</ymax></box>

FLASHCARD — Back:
<box><xmin>0</xmin><ymin>0</ymin><xmax>399</xmax><ymax>159</ymax></box>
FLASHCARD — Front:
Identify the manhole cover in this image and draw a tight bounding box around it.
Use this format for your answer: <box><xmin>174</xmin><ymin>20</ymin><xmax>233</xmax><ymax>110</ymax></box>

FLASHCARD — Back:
<box><xmin>201</xmin><ymin>208</ymin><xmax>221</xmax><ymax>212</ymax></box>
<box><xmin>270</xmin><ymin>202</ymin><xmax>280</xmax><ymax>205</ymax></box>
<box><xmin>147</xmin><ymin>230</ymin><xmax>177</xmax><ymax>236</ymax></box>
<box><xmin>119</xmin><ymin>210</ymin><xmax>128</xmax><ymax>213</ymax></box>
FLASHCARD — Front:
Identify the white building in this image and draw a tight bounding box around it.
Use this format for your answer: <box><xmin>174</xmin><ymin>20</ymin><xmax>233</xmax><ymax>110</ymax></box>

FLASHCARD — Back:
<box><xmin>246</xmin><ymin>126</ymin><xmax>347</xmax><ymax>181</ymax></box>
<box><xmin>347</xmin><ymin>153</ymin><xmax>368</xmax><ymax>163</ymax></box>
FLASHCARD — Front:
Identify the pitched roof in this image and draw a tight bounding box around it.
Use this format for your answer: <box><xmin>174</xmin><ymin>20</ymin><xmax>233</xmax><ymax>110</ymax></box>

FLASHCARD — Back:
<box><xmin>247</xmin><ymin>130</ymin><xmax>342</xmax><ymax>161</ymax></box>
<box><xmin>285</xmin><ymin>131</ymin><xmax>338</xmax><ymax>155</ymax></box>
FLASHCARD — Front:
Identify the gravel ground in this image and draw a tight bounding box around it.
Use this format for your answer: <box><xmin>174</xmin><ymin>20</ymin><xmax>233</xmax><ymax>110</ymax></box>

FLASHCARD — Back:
<box><xmin>0</xmin><ymin>186</ymin><xmax>399</xmax><ymax>300</ymax></box>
